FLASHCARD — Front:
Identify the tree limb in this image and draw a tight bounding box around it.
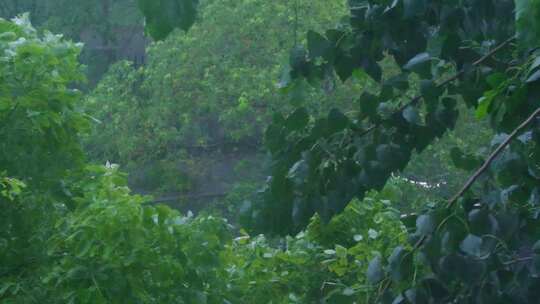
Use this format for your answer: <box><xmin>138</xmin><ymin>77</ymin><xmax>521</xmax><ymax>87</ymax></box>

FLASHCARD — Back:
<box><xmin>357</xmin><ymin>36</ymin><xmax>516</xmax><ymax>138</ymax></box>
<box><xmin>447</xmin><ymin>107</ymin><xmax>540</xmax><ymax>208</ymax></box>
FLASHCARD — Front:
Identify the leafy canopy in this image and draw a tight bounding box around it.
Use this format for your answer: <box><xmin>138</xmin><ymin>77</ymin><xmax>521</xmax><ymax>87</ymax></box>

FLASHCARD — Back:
<box><xmin>84</xmin><ymin>0</ymin><xmax>352</xmax><ymax>194</ymax></box>
<box><xmin>0</xmin><ymin>14</ymin><xmax>402</xmax><ymax>303</ymax></box>
<box><xmin>4</xmin><ymin>1</ymin><xmax>540</xmax><ymax>303</ymax></box>
<box><xmin>0</xmin><ymin>14</ymin><xmax>88</xmax><ymax>188</ymax></box>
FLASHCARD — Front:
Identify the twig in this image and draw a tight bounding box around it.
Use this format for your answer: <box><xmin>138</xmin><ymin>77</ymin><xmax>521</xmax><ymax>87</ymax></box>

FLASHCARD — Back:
<box><xmin>503</xmin><ymin>256</ymin><xmax>533</xmax><ymax>265</ymax></box>
<box><xmin>447</xmin><ymin>107</ymin><xmax>540</xmax><ymax>208</ymax></box>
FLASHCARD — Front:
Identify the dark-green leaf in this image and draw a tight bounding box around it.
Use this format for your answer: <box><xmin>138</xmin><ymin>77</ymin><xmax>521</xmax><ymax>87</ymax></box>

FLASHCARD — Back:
<box><xmin>460</xmin><ymin>234</ymin><xmax>482</xmax><ymax>257</ymax></box>
<box><xmin>367</xmin><ymin>255</ymin><xmax>384</xmax><ymax>284</ymax></box>
<box><xmin>403</xmin><ymin>106</ymin><xmax>422</xmax><ymax>125</ymax></box>
<box><xmin>388</xmin><ymin>246</ymin><xmax>413</xmax><ymax>282</ymax></box>
<box><xmin>285</xmin><ymin>107</ymin><xmax>309</xmax><ymax>131</ymax></box>
<box><xmin>307</xmin><ymin>31</ymin><xmax>332</xmax><ymax>60</ymax></box>
<box><xmin>404</xmin><ymin>53</ymin><xmax>431</xmax><ymax>78</ymax></box>
<box><xmin>416</xmin><ymin>214</ymin><xmax>435</xmax><ymax>235</ymax></box>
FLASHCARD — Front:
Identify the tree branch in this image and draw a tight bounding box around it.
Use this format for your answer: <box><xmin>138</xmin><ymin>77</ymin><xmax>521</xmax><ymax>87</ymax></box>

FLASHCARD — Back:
<box><xmin>357</xmin><ymin>36</ymin><xmax>516</xmax><ymax>138</ymax></box>
<box><xmin>447</xmin><ymin>107</ymin><xmax>540</xmax><ymax>208</ymax></box>
<box><xmin>409</xmin><ymin>106</ymin><xmax>540</xmax><ymax>251</ymax></box>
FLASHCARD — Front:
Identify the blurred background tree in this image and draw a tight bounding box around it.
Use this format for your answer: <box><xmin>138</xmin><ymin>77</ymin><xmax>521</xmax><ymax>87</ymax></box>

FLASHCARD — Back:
<box><xmin>82</xmin><ymin>0</ymin><xmax>366</xmax><ymax>212</ymax></box>
<box><xmin>0</xmin><ymin>0</ymin><xmax>145</xmax><ymax>86</ymax></box>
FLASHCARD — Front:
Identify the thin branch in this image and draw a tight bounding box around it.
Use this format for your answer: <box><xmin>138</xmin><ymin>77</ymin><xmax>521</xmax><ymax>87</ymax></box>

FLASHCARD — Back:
<box><xmin>503</xmin><ymin>256</ymin><xmax>533</xmax><ymax>265</ymax></box>
<box><xmin>447</xmin><ymin>107</ymin><xmax>540</xmax><ymax>208</ymax></box>
<box><xmin>408</xmin><ymin>106</ymin><xmax>540</xmax><ymax>251</ymax></box>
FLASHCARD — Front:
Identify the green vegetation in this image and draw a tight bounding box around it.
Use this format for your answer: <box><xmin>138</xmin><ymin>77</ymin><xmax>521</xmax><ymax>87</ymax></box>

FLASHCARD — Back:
<box><xmin>2</xmin><ymin>0</ymin><xmax>540</xmax><ymax>303</ymax></box>
<box><xmin>0</xmin><ymin>0</ymin><xmax>144</xmax><ymax>85</ymax></box>
<box><xmin>83</xmin><ymin>0</ymin><xmax>355</xmax><ymax>195</ymax></box>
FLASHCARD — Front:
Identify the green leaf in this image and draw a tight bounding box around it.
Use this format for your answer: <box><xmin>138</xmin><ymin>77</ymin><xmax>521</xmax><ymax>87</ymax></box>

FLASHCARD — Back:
<box><xmin>529</xmin><ymin>55</ymin><xmax>540</xmax><ymax>73</ymax></box>
<box><xmin>0</xmin><ymin>32</ymin><xmax>16</xmax><ymax>41</ymax></box>
<box><xmin>362</xmin><ymin>59</ymin><xmax>382</xmax><ymax>82</ymax></box>
<box><xmin>287</xmin><ymin>160</ymin><xmax>308</xmax><ymax>185</ymax></box>
<box><xmin>420</xmin><ymin>79</ymin><xmax>441</xmax><ymax>102</ymax></box>
<box><xmin>367</xmin><ymin>255</ymin><xmax>384</xmax><ymax>284</ymax></box>
<box><xmin>486</xmin><ymin>73</ymin><xmax>507</xmax><ymax>88</ymax></box>
<box><xmin>285</xmin><ymin>107</ymin><xmax>309</xmax><ymax>131</ymax></box>
<box><xmin>400</xmin><ymin>213</ymin><xmax>418</xmax><ymax>231</ymax></box>
<box><xmin>403</xmin><ymin>106</ymin><xmax>422</xmax><ymax>125</ymax></box>
<box><xmin>265</xmin><ymin>121</ymin><xmax>285</xmax><ymax>153</ymax></box>
<box><xmin>468</xmin><ymin>209</ymin><xmax>498</xmax><ymax>235</ymax></box>
<box><xmin>416</xmin><ymin>214</ymin><xmax>435</xmax><ymax>235</ymax></box>
<box><xmin>475</xmin><ymin>89</ymin><xmax>498</xmax><ymax>119</ymax></box>
<box><xmin>307</xmin><ymin>31</ymin><xmax>331</xmax><ymax>60</ymax></box>
<box><xmin>327</xmin><ymin>108</ymin><xmax>350</xmax><ymax>132</ymax></box>
<box><xmin>335</xmin><ymin>54</ymin><xmax>355</xmax><ymax>81</ymax></box>
<box><xmin>439</xmin><ymin>254</ymin><xmax>475</xmax><ymax>282</ymax></box>
<box><xmin>404</xmin><ymin>53</ymin><xmax>431</xmax><ymax>77</ymax></box>
<box><xmin>335</xmin><ymin>244</ymin><xmax>347</xmax><ymax>258</ymax></box>
<box><xmin>527</xmin><ymin>69</ymin><xmax>540</xmax><ymax>83</ymax></box>
<box><xmin>278</xmin><ymin>65</ymin><xmax>293</xmax><ymax>89</ymax></box>
<box><xmin>359</xmin><ymin>92</ymin><xmax>379</xmax><ymax>120</ymax></box>
<box><xmin>460</xmin><ymin>234</ymin><xmax>482</xmax><ymax>256</ymax></box>
<box><xmin>388</xmin><ymin>246</ymin><xmax>413</xmax><ymax>282</ymax></box>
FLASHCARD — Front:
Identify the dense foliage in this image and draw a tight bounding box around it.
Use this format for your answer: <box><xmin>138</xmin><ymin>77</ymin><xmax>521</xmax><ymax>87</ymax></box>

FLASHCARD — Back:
<box><xmin>83</xmin><ymin>0</ymin><xmax>355</xmax><ymax>194</ymax></box>
<box><xmin>0</xmin><ymin>15</ymin><xmax>402</xmax><ymax>303</ymax></box>
<box><xmin>246</xmin><ymin>0</ymin><xmax>516</xmax><ymax>234</ymax></box>
<box><xmin>244</xmin><ymin>0</ymin><xmax>540</xmax><ymax>302</ymax></box>
<box><xmin>0</xmin><ymin>14</ymin><xmax>88</xmax><ymax>188</ymax></box>
<box><xmin>3</xmin><ymin>0</ymin><xmax>540</xmax><ymax>303</ymax></box>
